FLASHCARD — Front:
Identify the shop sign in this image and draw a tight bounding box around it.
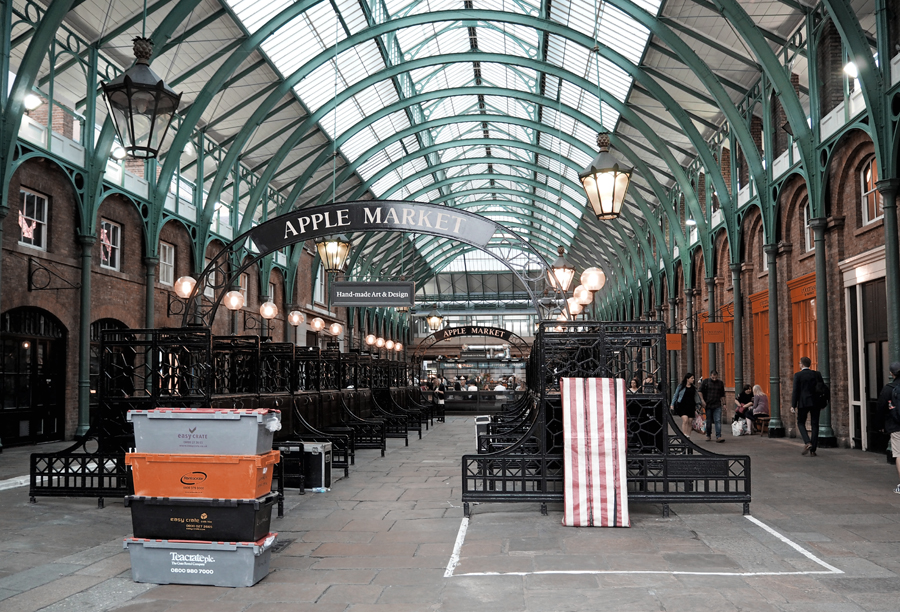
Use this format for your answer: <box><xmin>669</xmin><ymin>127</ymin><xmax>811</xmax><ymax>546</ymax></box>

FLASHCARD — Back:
<box><xmin>330</xmin><ymin>281</ymin><xmax>415</xmax><ymax>307</ymax></box>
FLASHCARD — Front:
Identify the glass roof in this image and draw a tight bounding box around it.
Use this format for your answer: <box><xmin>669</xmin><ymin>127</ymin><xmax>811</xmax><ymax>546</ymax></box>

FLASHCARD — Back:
<box><xmin>224</xmin><ymin>0</ymin><xmax>663</xmax><ymax>269</ymax></box>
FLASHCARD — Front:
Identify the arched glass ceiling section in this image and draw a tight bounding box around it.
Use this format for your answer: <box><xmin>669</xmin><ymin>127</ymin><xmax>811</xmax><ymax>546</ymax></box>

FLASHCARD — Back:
<box><xmin>227</xmin><ymin>0</ymin><xmax>663</xmax><ymax>274</ymax></box>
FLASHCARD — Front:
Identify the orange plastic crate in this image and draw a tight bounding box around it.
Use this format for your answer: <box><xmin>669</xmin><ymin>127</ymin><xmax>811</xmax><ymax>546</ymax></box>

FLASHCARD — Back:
<box><xmin>126</xmin><ymin>450</ymin><xmax>280</xmax><ymax>499</ymax></box>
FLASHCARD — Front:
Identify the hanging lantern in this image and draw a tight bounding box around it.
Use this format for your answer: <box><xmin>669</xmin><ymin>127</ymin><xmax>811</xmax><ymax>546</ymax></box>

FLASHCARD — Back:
<box><xmin>329</xmin><ymin>322</ymin><xmax>343</xmax><ymax>336</ymax></box>
<box><xmin>223</xmin><ymin>290</ymin><xmax>244</xmax><ymax>311</ymax></box>
<box><xmin>581</xmin><ymin>267</ymin><xmax>606</xmax><ymax>292</ymax></box>
<box><xmin>579</xmin><ymin>132</ymin><xmax>633</xmax><ymax>220</ymax></box>
<box><xmin>426</xmin><ymin>305</ymin><xmax>443</xmax><ymax>331</ymax></box>
<box><xmin>311</xmin><ymin>317</ymin><xmax>325</xmax><ymax>331</ymax></box>
<box><xmin>288</xmin><ymin>310</ymin><xmax>305</xmax><ymax>326</ymax></box>
<box><xmin>174</xmin><ymin>276</ymin><xmax>196</xmax><ymax>299</ymax></box>
<box><xmin>315</xmin><ymin>235</ymin><xmax>351</xmax><ymax>273</ymax></box>
<box><xmin>550</xmin><ymin>246</ymin><xmax>576</xmax><ymax>293</ymax></box>
<box><xmin>100</xmin><ymin>37</ymin><xmax>182</xmax><ymax>159</ymax></box>
<box><xmin>259</xmin><ymin>301</ymin><xmax>278</xmax><ymax>320</ymax></box>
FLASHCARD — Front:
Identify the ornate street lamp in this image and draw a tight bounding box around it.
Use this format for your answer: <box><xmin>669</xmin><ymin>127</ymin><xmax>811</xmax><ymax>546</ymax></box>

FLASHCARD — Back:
<box><xmin>311</xmin><ymin>317</ymin><xmax>325</xmax><ymax>332</ymax></box>
<box><xmin>288</xmin><ymin>311</ymin><xmax>305</xmax><ymax>326</ymax></box>
<box><xmin>259</xmin><ymin>301</ymin><xmax>278</xmax><ymax>320</ymax></box>
<box><xmin>550</xmin><ymin>246</ymin><xmax>576</xmax><ymax>293</ymax></box>
<box><xmin>329</xmin><ymin>322</ymin><xmax>343</xmax><ymax>336</ymax></box>
<box><xmin>567</xmin><ymin>297</ymin><xmax>584</xmax><ymax>316</ymax></box>
<box><xmin>174</xmin><ymin>275</ymin><xmax>196</xmax><ymax>299</ymax></box>
<box><xmin>426</xmin><ymin>305</ymin><xmax>443</xmax><ymax>331</ymax></box>
<box><xmin>365</xmin><ymin>334</ymin><xmax>377</xmax><ymax>346</ymax></box>
<box><xmin>315</xmin><ymin>235</ymin><xmax>351</xmax><ymax>273</ymax></box>
<box><xmin>581</xmin><ymin>267</ymin><xmax>607</xmax><ymax>292</ymax></box>
<box><xmin>579</xmin><ymin>132</ymin><xmax>633</xmax><ymax>221</ymax></box>
<box><xmin>223</xmin><ymin>290</ymin><xmax>244</xmax><ymax>311</ymax></box>
<box><xmin>100</xmin><ymin>37</ymin><xmax>182</xmax><ymax>159</ymax></box>
<box><xmin>385</xmin><ymin>339</ymin><xmax>395</xmax><ymax>350</ymax></box>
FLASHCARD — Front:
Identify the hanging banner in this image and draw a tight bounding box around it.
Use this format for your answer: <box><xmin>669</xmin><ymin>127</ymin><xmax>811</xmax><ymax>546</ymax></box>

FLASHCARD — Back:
<box><xmin>666</xmin><ymin>333</ymin><xmax>683</xmax><ymax>350</ymax></box>
<box><xmin>330</xmin><ymin>281</ymin><xmax>415</xmax><ymax>307</ymax></box>
<box><xmin>703</xmin><ymin>322</ymin><xmax>726</xmax><ymax>344</ymax></box>
<box><xmin>247</xmin><ymin>201</ymin><xmax>497</xmax><ymax>254</ymax></box>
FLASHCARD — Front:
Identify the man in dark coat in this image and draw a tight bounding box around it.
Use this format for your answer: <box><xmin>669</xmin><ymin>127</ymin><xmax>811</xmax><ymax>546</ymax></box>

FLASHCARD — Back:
<box><xmin>791</xmin><ymin>356</ymin><xmax>826</xmax><ymax>457</ymax></box>
<box><xmin>876</xmin><ymin>362</ymin><xmax>900</xmax><ymax>494</ymax></box>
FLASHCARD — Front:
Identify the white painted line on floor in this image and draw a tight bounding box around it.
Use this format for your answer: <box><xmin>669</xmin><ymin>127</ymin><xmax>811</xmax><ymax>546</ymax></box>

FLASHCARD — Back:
<box><xmin>444</xmin><ymin>516</ymin><xmax>469</xmax><ymax>578</ymax></box>
<box><xmin>744</xmin><ymin>514</ymin><xmax>843</xmax><ymax>574</ymax></box>
<box><xmin>0</xmin><ymin>475</ymin><xmax>30</xmax><ymax>491</ymax></box>
<box><xmin>445</xmin><ymin>515</ymin><xmax>843</xmax><ymax>578</ymax></box>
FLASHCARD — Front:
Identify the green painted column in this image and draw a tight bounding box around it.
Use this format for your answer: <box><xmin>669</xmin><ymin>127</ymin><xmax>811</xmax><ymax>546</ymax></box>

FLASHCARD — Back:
<box><xmin>730</xmin><ymin>263</ymin><xmax>744</xmax><ymax>395</ymax></box>
<box><xmin>811</xmin><ymin>218</ymin><xmax>836</xmax><ymax>445</ymax></box>
<box><xmin>144</xmin><ymin>257</ymin><xmax>158</xmax><ymax>330</ymax></box>
<box><xmin>684</xmin><ymin>289</ymin><xmax>695</xmax><ymax>375</ymax></box>
<box><xmin>77</xmin><ymin>235</ymin><xmax>96</xmax><ymax>436</ymax></box>
<box><xmin>669</xmin><ymin>297</ymin><xmax>678</xmax><ymax>395</ymax></box>
<box><xmin>706</xmin><ymin>276</ymin><xmax>716</xmax><ymax>375</ymax></box>
<box><xmin>877</xmin><ymin>179</ymin><xmax>900</xmax><ymax>364</ymax></box>
<box><xmin>764</xmin><ymin>244</ymin><xmax>785</xmax><ymax>437</ymax></box>
<box><xmin>0</xmin><ymin>206</ymin><xmax>6</xmax><ymax>451</ymax></box>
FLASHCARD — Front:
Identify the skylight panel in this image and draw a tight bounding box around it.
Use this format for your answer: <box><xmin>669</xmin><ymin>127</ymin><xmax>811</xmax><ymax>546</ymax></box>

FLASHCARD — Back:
<box><xmin>333</xmin><ymin>0</ymin><xmax>370</xmax><ymax>35</ymax></box>
<box><xmin>480</xmin><ymin>63</ymin><xmax>536</xmax><ymax>91</ymax></box>
<box><xmin>228</xmin><ymin>0</ymin><xmax>292</xmax><ymax>34</ymax></box>
<box><xmin>342</xmin><ymin>123</ymin><xmax>382</xmax><ymax>161</ymax></box>
<box><xmin>432</xmin><ymin>122</ymin><xmax>476</xmax><ymax>144</ymax></box>
<box><xmin>424</xmin><ymin>95</ymin><xmax>478</xmax><ymax>121</ymax></box>
<box><xmin>484</xmin><ymin>96</ymin><xmax>534</xmax><ymax>121</ymax></box>
<box><xmin>476</xmin><ymin>24</ymin><xmax>537</xmax><ymax>59</ymax></box>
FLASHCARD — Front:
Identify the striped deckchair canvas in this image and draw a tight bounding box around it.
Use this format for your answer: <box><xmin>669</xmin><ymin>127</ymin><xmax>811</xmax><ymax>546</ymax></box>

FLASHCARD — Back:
<box><xmin>560</xmin><ymin>377</ymin><xmax>629</xmax><ymax>527</ymax></box>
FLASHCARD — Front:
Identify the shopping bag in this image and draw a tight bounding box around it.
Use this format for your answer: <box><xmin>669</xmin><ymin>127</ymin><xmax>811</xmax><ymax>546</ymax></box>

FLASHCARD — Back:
<box><xmin>691</xmin><ymin>415</ymin><xmax>705</xmax><ymax>433</ymax></box>
<box><xmin>731</xmin><ymin>419</ymin><xmax>746</xmax><ymax>437</ymax></box>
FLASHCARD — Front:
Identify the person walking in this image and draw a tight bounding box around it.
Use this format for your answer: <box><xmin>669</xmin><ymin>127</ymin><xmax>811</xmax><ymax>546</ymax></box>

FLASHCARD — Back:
<box><xmin>699</xmin><ymin>369</ymin><xmax>726</xmax><ymax>443</ymax></box>
<box><xmin>671</xmin><ymin>372</ymin><xmax>705</xmax><ymax>438</ymax></box>
<box><xmin>791</xmin><ymin>356</ymin><xmax>826</xmax><ymax>456</ymax></box>
<box><xmin>876</xmin><ymin>362</ymin><xmax>900</xmax><ymax>493</ymax></box>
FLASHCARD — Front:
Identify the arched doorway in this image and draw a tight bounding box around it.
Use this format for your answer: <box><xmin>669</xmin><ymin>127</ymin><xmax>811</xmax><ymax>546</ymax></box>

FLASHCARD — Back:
<box><xmin>0</xmin><ymin>307</ymin><xmax>66</xmax><ymax>445</ymax></box>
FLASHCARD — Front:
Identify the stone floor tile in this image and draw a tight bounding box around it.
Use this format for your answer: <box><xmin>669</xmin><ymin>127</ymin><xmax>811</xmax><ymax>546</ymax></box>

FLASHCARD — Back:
<box><xmin>0</xmin><ymin>574</ymin><xmax>106</xmax><ymax>612</ymax></box>
<box><xmin>313</xmin><ymin>542</ymin><xmax>417</xmax><ymax>557</ymax></box>
<box><xmin>316</xmin><ymin>584</ymin><xmax>384</xmax><ymax>604</ymax></box>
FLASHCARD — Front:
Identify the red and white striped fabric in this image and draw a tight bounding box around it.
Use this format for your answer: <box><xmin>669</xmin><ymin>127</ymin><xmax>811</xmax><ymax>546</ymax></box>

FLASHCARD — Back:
<box><xmin>560</xmin><ymin>377</ymin><xmax>629</xmax><ymax>527</ymax></box>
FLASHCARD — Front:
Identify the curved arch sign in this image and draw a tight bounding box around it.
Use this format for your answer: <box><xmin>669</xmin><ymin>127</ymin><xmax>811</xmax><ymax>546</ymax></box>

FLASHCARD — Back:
<box><xmin>181</xmin><ymin>201</ymin><xmax>564</xmax><ymax>327</ymax></box>
<box><xmin>249</xmin><ymin>201</ymin><xmax>496</xmax><ymax>253</ymax></box>
<box><xmin>414</xmin><ymin>325</ymin><xmax>530</xmax><ymax>359</ymax></box>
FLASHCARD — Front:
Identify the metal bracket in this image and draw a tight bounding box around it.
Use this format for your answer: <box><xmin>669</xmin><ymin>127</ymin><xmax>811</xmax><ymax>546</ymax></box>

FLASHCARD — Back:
<box><xmin>27</xmin><ymin>258</ymin><xmax>79</xmax><ymax>291</ymax></box>
<box><xmin>166</xmin><ymin>293</ymin><xmax>188</xmax><ymax>317</ymax></box>
<box><xmin>243</xmin><ymin>310</ymin><xmax>262</xmax><ymax>330</ymax></box>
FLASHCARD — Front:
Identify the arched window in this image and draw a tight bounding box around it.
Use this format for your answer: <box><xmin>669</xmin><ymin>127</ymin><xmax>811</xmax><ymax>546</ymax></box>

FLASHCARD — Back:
<box><xmin>313</xmin><ymin>262</ymin><xmax>326</xmax><ymax>305</ymax></box>
<box><xmin>803</xmin><ymin>201</ymin><xmax>814</xmax><ymax>252</ymax></box>
<box><xmin>861</xmin><ymin>156</ymin><xmax>882</xmax><ymax>225</ymax></box>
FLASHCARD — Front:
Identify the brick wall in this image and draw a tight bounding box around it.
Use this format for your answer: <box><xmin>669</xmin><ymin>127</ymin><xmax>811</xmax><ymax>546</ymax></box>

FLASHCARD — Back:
<box><xmin>817</xmin><ymin>19</ymin><xmax>845</xmax><ymax>118</ymax></box>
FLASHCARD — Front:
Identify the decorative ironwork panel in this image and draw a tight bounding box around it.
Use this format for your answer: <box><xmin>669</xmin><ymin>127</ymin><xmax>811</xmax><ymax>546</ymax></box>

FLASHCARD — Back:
<box><xmin>371</xmin><ymin>359</ymin><xmax>390</xmax><ymax>389</ymax></box>
<box><xmin>260</xmin><ymin>343</ymin><xmax>294</xmax><ymax>393</ymax></box>
<box><xmin>212</xmin><ymin>336</ymin><xmax>259</xmax><ymax>394</ymax></box>
<box><xmin>320</xmin><ymin>350</ymin><xmax>341</xmax><ymax>390</ymax></box>
<box><xmin>294</xmin><ymin>346</ymin><xmax>320</xmax><ymax>391</ymax></box>
<box><xmin>340</xmin><ymin>353</ymin><xmax>358</xmax><ymax>389</ymax></box>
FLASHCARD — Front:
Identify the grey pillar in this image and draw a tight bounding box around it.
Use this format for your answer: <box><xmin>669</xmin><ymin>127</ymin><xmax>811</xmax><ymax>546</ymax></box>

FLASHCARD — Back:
<box><xmin>77</xmin><ymin>235</ymin><xmax>96</xmax><ymax>436</ymax></box>
<box><xmin>877</xmin><ymin>179</ymin><xmax>900</xmax><ymax>364</ymax></box>
<box><xmin>706</xmin><ymin>276</ymin><xmax>716</xmax><ymax>375</ymax></box>
<box><xmin>144</xmin><ymin>257</ymin><xmax>158</xmax><ymax>330</ymax></box>
<box><xmin>684</xmin><ymin>288</ymin><xmax>694</xmax><ymax>375</ymax></box>
<box><xmin>764</xmin><ymin>244</ymin><xmax>784</xmax><ymax>437</ymax></box>
<box><xmin>730</xmin><ymin>263</ymin><xmax>744</xmax><ymax>395</ymax></box>
<box><xmin>811</xmin><ymin>218</ymin><xmax>836</xmax><ymax>444</ymax></box>
<box><xmin>668</xmin><ymin>297</ymin><xmax>678</xmax><ymax>395</ymax></box>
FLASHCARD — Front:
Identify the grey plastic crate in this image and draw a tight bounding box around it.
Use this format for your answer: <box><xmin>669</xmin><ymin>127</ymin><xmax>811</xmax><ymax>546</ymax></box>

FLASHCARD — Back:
<box><xmin>127</xmin><ymin>409</ymin><xmax>281</xmax><ymax>455</ymax></box>
<box><xmin>124</xmin><ymin>533</ymin><xmax>277</xmax><ymax>587</ymax></box>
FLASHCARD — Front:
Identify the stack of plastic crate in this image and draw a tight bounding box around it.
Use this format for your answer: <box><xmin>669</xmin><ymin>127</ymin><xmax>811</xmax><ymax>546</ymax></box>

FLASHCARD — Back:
<box><xmin>123</xmin><ymin>408</ymin><xmax>281</xmax><ymax>587</ymax></box>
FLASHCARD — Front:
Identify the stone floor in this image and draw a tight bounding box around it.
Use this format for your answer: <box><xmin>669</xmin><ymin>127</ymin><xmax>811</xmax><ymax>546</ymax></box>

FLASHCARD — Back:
<box><xmin>0</xmin><ymin>417</ymin><xmax>899</xmax><ymax>611</ymax></box>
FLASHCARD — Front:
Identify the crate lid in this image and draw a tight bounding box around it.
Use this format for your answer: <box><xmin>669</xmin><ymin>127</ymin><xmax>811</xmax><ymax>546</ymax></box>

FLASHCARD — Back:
<box><xmin>124</xmin><ymin>532</ymin><xmax>278</xmax><ymax>553</ymax></box>
<box><xmin>125</xmin><ymin>449</ymin><xmax>280</xmax><ymax>465</ymax></box>
<box><xmin>127</xmin><ymin>408</ymin><xmax>280</xmax><ymax>422</ymax></box>
<box><xmin>124</xmin><ymin>491</ymin><xmax>278</xmax><ymax>508</ymax></box>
